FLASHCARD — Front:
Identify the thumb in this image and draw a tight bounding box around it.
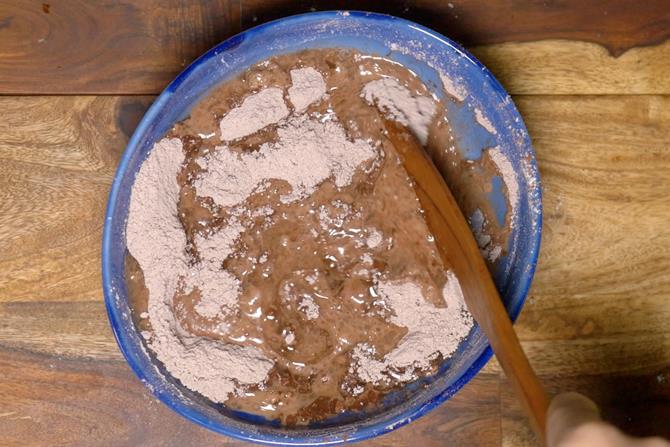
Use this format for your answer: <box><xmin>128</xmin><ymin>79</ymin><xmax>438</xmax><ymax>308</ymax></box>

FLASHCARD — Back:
<box><xmin>547</xmin><ymin>392</ymin><xmax>601</xmax><ymax>447</ymax></box>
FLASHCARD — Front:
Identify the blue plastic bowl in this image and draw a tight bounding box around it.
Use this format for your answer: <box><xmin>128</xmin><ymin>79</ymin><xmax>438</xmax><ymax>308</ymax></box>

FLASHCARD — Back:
<box><xmin>102</xmin><ymin>11</ymin><xmax>542</xmax><ymax>445</ymax></box>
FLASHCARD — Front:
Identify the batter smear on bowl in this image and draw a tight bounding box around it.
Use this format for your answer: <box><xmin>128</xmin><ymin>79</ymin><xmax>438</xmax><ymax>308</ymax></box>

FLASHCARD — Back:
<box><xmin>125</xmin><ymin>49</ymin><xmax>516</xmax><ymax>425</ymax></box>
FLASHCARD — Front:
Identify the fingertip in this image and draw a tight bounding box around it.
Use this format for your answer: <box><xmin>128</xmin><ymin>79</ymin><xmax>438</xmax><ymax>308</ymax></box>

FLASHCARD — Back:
<box><xmin>549</xmin><ymin>392</ymin><xmax>600</xmax><ymax>418</ymax></box>
<box><xmin>547</xmin><ymin>392</ymin><xmax>601</xmax><ymax>447</ymax></box>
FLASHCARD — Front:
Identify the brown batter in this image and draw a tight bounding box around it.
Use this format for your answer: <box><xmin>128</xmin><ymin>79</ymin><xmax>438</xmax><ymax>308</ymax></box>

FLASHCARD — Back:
<box><xmin>126</xmin><ymin>48</ymin><xmax>509</xmax><ymax>425</ymax></box>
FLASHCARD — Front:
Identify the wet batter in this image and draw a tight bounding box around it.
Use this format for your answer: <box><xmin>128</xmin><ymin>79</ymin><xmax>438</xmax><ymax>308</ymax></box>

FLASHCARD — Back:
<box><xmin>126</xmin><ymin>48</ymin><xmax>511</xmax><ymax>425</ymax></box>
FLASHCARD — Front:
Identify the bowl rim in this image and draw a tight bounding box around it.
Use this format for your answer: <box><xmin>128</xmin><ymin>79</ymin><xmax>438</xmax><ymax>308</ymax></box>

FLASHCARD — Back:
<box><xmin>102</xmin><ymin>10</ymin><xmax>542</xmax><ymax>445</ymax></box>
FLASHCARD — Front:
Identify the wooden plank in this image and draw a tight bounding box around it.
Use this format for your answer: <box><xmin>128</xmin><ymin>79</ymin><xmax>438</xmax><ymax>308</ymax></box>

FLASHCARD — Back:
<box><xmin>500</xmin><ymin>95</ymin><xmax>670</xmax><ymax>442</ymax></box>
<box><xmin>509</xmin><ymin>94</ymin><xmax>670</xmax><ymax>378</ymax></box>
<box><xmin>517</xmin><ymin>95</ymin><xmax>670</xmax><ymax>298</ymax></box>
<box><xmin>241</xmin><ymin>0</ymin><xmax>670</xmax><ymax>57</ymax></box>
<box><xmin>471</xmin><ymin>40</ymin><xmax>670</xmax><ymax>95</ymax></box>
<box><xmin>0</xmin><ymin>96</ymin><xmax>153</xmax><ymax>303</ymax></box>
<box><xmin>1</xmin><ymin>1</ymin><xmax>670</xmax><ymax>94</ymax></box>
<box><xmin>517</xmin><ymin>94</ymin><xmax>670</xmax><ymax>351</ymax></box>
<box><xmin>0</xmin><ymin>301</ymin><xmax>121</xmax><ymax>360</ymax></box>
<box><xmin>366</xmin><ymin>373</ymin><xmax>501</xmax><ymax>447</ymax></box>
<box><xmin>0</xmin><ymin>349</ymin><xmax>241</xmax><ymax>446</ymax></box>
<box><xmin>0</xmin><ymin>348</ymin><xmax>501</xmax><ymax>447</ymax></box>
<box><xmin>0</xmin><ymin>0</ymin><xmax>241</xmax><ymax>94</ymax></box>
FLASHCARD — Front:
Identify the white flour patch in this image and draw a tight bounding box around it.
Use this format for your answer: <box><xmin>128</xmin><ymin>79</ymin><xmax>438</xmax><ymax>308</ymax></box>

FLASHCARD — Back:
<box><xmin>351</xmin><ymin>273</ymin><xmax>472</xmax><ymax>384</ymax></box>
<box><xmin>488</xmin><ymin>246</ymin><xmax>502</xmax><ymax>262</ymax></box>
<box><xmin>197</xmin><ymin>115</ymin><xmax>377</xmax><ymax>208</ymax></box>
<box><xmin>470</xmin><ymin>208</ymin><xmax>501</xmax><ymax>262</ymax></box>
<box><xmin>188</xmin><ymin>265</ymin><xmax>240</xmax><ymax>320</ymax></box>
<box><xmin>440</xmin><ymin>73</ymin><xmax>467</xmax><ymax>102</ymax></box>
<box><xmin>362</xmin><ymin>77</ymin><xmax>437</xmax><ymax>144</ymax></box>
<box><xmin>288</xmin><ymin>67</ymin><xmax>327</xmax><ymax>112</ymax></box>
<box><xmin>361</xmin><ymin>253</ymin><xmax>373</xmax><ymax>265</ymax></box>
<box><xmin>521</xmin><ymin>157</ymin><xmax>541</xmax><ymax>232</ymax></box>
<box><xmin>366</xmin><ymin>229</ymin><xmax>383</xmax><ymax>249</ymax></box>
<box><xmin>219</xmin><ymin>87</ymin><xmax>289</xmax><ymax>141</ymax></box>
<box><xmin>475</xmin><ymin>108</ymin><xmax>497</xmax><ymax>135</ymax></box>
<box><xmin>193</xmin><ymin>218</ymin><xmax>244</xmax><ymax>267</ymax></box>
<box><xmin>299</xmin><ymin>296</ymin><xmax>320</xmax><ymax>320</ymax></box>
<box><xmin>126</xmin><ymin>137</ymin><xmax>274</xmax><ymax>402</ymax></box>
<box><xmin>487</xmin><ymin>147</ymin><xmax>519</xmax><ymax>226</ymax></box>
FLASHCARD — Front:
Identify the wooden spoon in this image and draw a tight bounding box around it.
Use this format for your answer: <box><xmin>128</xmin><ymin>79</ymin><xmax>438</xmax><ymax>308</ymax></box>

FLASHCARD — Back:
<box><xmin>383</xmin><ymin>119</ymin><xmax>550</xmax><ymax>442</ymax></box>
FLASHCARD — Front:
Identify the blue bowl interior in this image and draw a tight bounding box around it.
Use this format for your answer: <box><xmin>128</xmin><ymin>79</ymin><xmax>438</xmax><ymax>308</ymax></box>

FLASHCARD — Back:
<box><xmin>102</xmin><ymin>11</ymin><xmax>542</xmax><ymax>446</ymax></box>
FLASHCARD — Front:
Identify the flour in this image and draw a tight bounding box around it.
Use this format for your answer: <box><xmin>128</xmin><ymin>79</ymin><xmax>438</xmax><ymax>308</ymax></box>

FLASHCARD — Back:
<box><xmin>126</xmin><ymin>137</ymin><xmax>273</xmax><ymax>402</ymax></box>
<box><xmin>298</xmin><ymin>296</ymin><xmax>320</xmax><ymax>320</ymax></box>
<box><xmin>440</xmin><ymin>73</ymin><xmax>467</xmax><ymax>102</ymax></box>
<box><xmin>127</xmin><ymin>55</ymin><xmax>483</xmax><ymax>409</ymax></box>
<box><xmin>128</xmin><ymin>69</ymin><xmax>384</xmax><ymax>401</ymax></box>
<box><xmin>193</xmin><ymin>218</ymin><xmax>243</xmax><ymax>266</ymax></box>
<box><xmin>487</xmin><ymin>147</ymin><xmax>520</xmax><ymax>226</ymax></box>
<box><xmin>488</xmin><ymin>246</ymin><xmax>502</xmax><ymax>262</ymax></box>
<box><xmin>362</xmin><ymin>77</ymin><xmax>437</xmax><ymax>144</ymax></box>
<box><xmin>281</xmin><ymin>282</ymin><xmax>321</xmax><ymax>321</ymax></box>
<box><xmin>285</xmin><ymin>331</ymin><xmax>296</xmax><ymax>345</ymax></box>
<box><xmin>475</xmin><ymin>108</ymin><xmax>497</xmax><ymax>135</ymax></box>
<box><xmin>288</xmin><ymin>67</ymin><xmax>327</xmax><ymax>112</ymax></box>
<box><xmin>127</xmin><ymin>138</ymin><xmax>187</xmax><ymax>303</ymax></box>
<box><xmin>387</xmin><ymin>39</ymin><xmax>469</xmax><ymax>104</ymax></box>
<box><xmin>366</xmin><ymin>229</ymin><xmax>383</xmax><ymax>249</ymax></box>
<box><xmin>470</xmin><ymin>208</ymin><xmax>502</xmax><ymax>262</ymax></box>
<box><xmin>351</xmin><ymin>272</ymin><xmax>473</xmax><ymax>384</ymax></box>
<box><xmin>189</xmin><ymin>218</ymin><xmax>245</xmax><ymax>319</ymax></box>
<box><xmin>197</xmin><ymin>115</ymin><xmax>377</xmax><ymax>208</ymax></box>
<box><xmin>188</xmin><ymin>264</ymin><xmax>241</xmax><ymax>320</ymax></box>
<box><xmin>219</xmin><ymin>87</ymin><xmax>289</xmax><ymax>141</ymax></box>
<box><xmin>521</xmin><ymin>157</ymin><xmax>541</xmax><ymax>232</ymax></box>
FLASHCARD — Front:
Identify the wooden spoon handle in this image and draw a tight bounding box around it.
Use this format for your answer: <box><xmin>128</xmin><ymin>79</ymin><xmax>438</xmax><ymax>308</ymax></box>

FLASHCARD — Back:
<box><xmin>385</xmin><ymin>120</ymin><xmax>550</xmax><ymax>442</ymax></box>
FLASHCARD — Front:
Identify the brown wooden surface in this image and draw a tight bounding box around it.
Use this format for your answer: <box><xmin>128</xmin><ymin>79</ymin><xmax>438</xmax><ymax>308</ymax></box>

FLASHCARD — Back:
<box><xmin>240</xmin><ymin>0</ymin><xmax>670</xmax><ymax>56</ymax></box>
<box><xmin>2</xmin><ymin>1</ymin><xmax>670</xmax><ymax>94</ymax></box>
<box><xmin>1</xmin><ymin>1</ymin><xmax>669</xmax><ymax>446</ymax></box>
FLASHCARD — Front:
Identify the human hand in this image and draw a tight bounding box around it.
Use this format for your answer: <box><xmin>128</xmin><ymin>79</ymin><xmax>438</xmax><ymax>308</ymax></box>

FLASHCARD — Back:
<box><xmin>547</xmin><ymin>392</ymin><xmax>669</xmax><ymax>447</ymax></box>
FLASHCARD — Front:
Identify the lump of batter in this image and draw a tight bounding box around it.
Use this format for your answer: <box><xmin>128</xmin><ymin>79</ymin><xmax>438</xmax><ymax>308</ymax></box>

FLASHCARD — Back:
<box><xmin>126</xmin><ymin>49</ymin><xmax>514</xmax><ymax>425</ymax></box>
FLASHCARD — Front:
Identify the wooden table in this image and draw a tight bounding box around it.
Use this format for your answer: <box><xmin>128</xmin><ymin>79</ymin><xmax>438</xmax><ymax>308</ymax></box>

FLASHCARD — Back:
<box><xmin>1</xmin><ymin>1</ymin><xmax>669</xmax><ymax>446</ymax></box>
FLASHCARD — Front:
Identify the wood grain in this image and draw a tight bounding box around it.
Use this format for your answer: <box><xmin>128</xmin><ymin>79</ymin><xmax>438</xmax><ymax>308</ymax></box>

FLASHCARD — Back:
<box><xmin>498</xmin><ymin>95</ymin><xmax>670</xmax><ymax>444</ymax></box>
<box><xmin>241</xmin><ymin>0</ymin><xmax>670</xmax><ymax>57</ymax></box>
<box><xmin>0</xmin><ymin>301</ymin><xmax>120</xmax><ymax>361</ymax></box>
<box><xmin>516</xmin><ymin>95</ymin><xmax>670</xmax><ymax>378</ymax></box>
<box><xmin>0</xmin><ymin>347</ymin><xmax>501</xmax><ymax>447</ymax></box>
<box><xmin>0</xmin><ymin>348</ymin><xmax>239</xmax><ymax>446</ymax></box>
<box><xmin>0</xmin><ymin>96</ymin><xmax>152</xmax><ymax>303</ymax></box>
<box><xmin>519</xmin><ymin>95</ymin><xmax>670</xmax><ymax>300</ymax></box>
<box><xmin>1</xmin><ymin>1</ymin><xmax>669</xmax><ymax>94</ymax></box>
<box><xmin>0</xmin><ymin>0</ymin><xmax>241</xmax><ymax>94</ymax></box>
<box><xmin>471</xmin><ymin>39</ymin><xmax>670</xmax><ymax>95</ymax></box>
